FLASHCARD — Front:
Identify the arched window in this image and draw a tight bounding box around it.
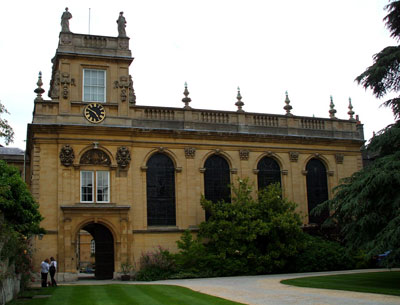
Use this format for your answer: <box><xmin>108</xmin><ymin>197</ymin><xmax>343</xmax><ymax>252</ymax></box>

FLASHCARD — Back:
<box><xmin>257</xmin><ymin>157</ymin><xmax>281</xmax><ymax>191</ymax></box>
<box><xmin>306</xmin><ymin>158</ymin><xmax>329</xmax><ymax>224</ymax></box>
<box><xmin>204</xmin><ymin>155</ymin><xmax>230</xmax><ymax>219</ymax></box>
<box><xmin>146</xmin><ymin>153</ymin><xmax>176</xmax><ymax>226</ymax></box>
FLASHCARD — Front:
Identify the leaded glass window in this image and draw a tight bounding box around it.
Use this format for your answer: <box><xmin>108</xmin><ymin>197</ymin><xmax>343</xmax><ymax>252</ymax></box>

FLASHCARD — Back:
<box><xmin>257</xmin><ymin>157</ymin><xmax>281</xmax><ymax>190</ymax></box>
<box><xmin>146</xmin><ymin>153</ymin><xmax>176</xmax><ymax>226</ymax></box>
<box><xmin>204</xmin><ymin>155</ymin><xmax>230</xmax><ymax>220</ymax></box>
<box><xmin>83</xmin><ymin>69</ymin><xmax>106</xmax><ymax>102</ymax></box>
<box><xmin>306</xmin><ymin>158</ymin><xmax>329</xmax><ymax>224</ymax></box>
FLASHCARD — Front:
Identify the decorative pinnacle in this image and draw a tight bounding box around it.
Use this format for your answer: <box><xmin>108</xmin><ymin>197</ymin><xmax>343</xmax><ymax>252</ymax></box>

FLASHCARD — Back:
<box><xmin>283</xmin><ymin>91</ymin><xmax>293</xmax><ymax>116</ymax></box>
<box><xmin>182</xmin><ymin>82</ymin><xmax>192</xmax><ymax>109</ymax></box>
<box><xmin>34</xmin><ymin>71</ymin><xmax>45</xmax><ymax>102</ymax></box>
<box><xmin>347</xmin><ymin>97</ymin><xmax>355</xmax><ymax>121</ymax></box>
<box><xmin>235</xmin><ymin>86</ymin><xmax>244</xmax><ymax>113</ymax></box>
<box><xmin>329</xmin><ymin>95</ymin><xmax>337</xmax><ymax>119</ymax></box>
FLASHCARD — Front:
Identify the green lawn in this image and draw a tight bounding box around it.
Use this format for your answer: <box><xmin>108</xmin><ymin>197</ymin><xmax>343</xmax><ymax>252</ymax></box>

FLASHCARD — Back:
<box><xmin>281</xmin><ymin>271</ymin><xmax>400</xmax><ymax>296</ymax></box>
<box><xmin>9</xmin><ymin>285</ymin><xmax>245</xmax><ymax>305</ymax></box>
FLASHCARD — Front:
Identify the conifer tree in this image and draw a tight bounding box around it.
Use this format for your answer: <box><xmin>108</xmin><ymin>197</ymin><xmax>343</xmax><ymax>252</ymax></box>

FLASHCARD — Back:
<box><xmin>315</xmin><ymin>1</ymin><xmax>400</xmax><ymax>266</ymax></box>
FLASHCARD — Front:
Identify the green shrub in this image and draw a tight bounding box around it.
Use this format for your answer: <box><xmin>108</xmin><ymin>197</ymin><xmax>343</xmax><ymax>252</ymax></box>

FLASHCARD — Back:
<box><xmin>135</xmin><ymin>247</ymin><xmax>176</xmax><ymax>281</ymax></box>
<box><xmin>199</xmin><ymin>179</ymin><xmax>305</xmax><ymax>276</ymax></box>
<box><xmin>174</xmin><ymin>230</ymin><xmax>220</xmax><ymax>277</ymax></box>
<box><xmin>289</xmin><ymin>234</ymin><xmax>355</xmax><ymax>272</ymax></box>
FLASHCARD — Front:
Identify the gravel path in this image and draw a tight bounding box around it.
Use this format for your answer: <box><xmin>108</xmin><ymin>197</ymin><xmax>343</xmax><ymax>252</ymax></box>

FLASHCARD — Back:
<box><xmin>68</xmin><ymin>269</ymin><xmax>400</xmax><ymax>305</ymax></box>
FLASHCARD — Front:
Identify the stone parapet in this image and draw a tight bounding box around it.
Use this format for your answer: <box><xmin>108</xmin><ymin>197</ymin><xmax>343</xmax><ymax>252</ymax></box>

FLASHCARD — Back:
<box><xmin>57</xmin><ymin>32</ymin><xmax>132</xmax><ymax>59</ymax></box>
<box><xmin>32</xmin><ymin>101</ymin><xmax>364</xmax><ymax>142</ymax></box>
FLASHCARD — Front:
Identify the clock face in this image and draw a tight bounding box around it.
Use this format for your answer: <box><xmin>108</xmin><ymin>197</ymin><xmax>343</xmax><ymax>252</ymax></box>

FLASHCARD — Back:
<box><xmin>84</xmin><ymin>103</ymin><xmax>106</xmax><ymax>123</ymax></box>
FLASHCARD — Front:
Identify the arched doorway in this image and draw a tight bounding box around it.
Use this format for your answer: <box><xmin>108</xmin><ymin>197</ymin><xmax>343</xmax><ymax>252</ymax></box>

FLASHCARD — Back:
<box><xmin>79</xmin><ymin>223</ymin><xmax>114</xmax><ymax>280</ymax></box>
<box><xmin>306</xmin><ymin>158</ymin><xmax>329</xmax><ymax>225</ymax></box>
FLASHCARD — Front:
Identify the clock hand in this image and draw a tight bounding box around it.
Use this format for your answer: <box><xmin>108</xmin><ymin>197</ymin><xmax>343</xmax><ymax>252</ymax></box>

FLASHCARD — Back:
<box><xmin>88</xmin><ymin>108</ymin><xmax>100</xmax><ymax>119</ymax></box>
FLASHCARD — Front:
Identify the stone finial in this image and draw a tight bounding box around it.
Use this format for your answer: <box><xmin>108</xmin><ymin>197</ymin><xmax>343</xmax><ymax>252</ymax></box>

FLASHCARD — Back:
<box><xmin>34</xmin><ymin>72</ymin><xmax>45</xmax><ymax>102</ymax></box>
<box><xmin>329</xmin><ymin>95</ymin><xmax>337</xmax><ymax>119</ymax></box>
<box><xmin>348</xmin><ymin>97</ymin><xmax>355</xmax><ymax>121</ymax></box>
<box><xmin>117</xmin><ymin>12</ymin><xmax>127</xmax><ymax>37</ymax></box>
<box><xmin>61</xmin><ymin>7</ymin><xmax>72</xmax><ymax>33</ymax></box>
<box><xmin>182</xmin><ymin>82</ymin><xmax>192</xmax><ymax>109</ymax></box>
<box><xmin>235</xmin><ymin>87</ymin><xmax>244</xmax><ymax>113</ymax></box>
<box><xmin>283</xmin><ymin>91</ymin><xmax>293</xmax><ymax>116</ymax></box>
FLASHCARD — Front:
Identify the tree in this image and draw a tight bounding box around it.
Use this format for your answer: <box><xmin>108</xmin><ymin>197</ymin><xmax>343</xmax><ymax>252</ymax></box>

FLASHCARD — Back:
<box><xmin>315</xmin><ymin>0</ymin><xmax>400</xmax><ymax>267</ymax></box>
<box><xmin>199</xmin><ymin>179</ymin><xmax>304</xmax><ymax>275</ymax></box>
<box><xmin>0</xmin><ymin>102</ymin><xmax>14</xmax><ymax>145</ymax></box>
<box><xmin>0</xmin><ymin>160</ymin><xmax>43</xmax><ymax>236</ymax></box>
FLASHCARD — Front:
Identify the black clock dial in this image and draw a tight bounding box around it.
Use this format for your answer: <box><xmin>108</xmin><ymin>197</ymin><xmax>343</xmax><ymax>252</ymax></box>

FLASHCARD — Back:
<box><xmin>84</xmin><ymin>103</ymin><xmax>106</xmax><ymax>123</ymax></box>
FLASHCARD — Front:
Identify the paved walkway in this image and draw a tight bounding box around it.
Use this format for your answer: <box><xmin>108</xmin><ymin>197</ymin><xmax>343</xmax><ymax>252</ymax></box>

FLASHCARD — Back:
<box><xmin>66</xmin><ymin>269</ymin><xmax>400</xmax><ymax>305</ymax></box>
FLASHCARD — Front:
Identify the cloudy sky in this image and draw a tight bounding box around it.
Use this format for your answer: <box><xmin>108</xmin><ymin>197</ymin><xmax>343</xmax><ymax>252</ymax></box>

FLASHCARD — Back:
<box><xmin>0</xmin><ymin>0</ymin><xmax>396</xmax><ymax>148</ymax></box>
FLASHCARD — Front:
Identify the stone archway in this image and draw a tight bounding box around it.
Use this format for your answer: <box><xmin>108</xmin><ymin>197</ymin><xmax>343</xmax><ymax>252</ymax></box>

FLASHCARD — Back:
<box><xmin>81</xmin><ymin>223</ymin><xmax>114</xmax><ymax>280</ymax></box>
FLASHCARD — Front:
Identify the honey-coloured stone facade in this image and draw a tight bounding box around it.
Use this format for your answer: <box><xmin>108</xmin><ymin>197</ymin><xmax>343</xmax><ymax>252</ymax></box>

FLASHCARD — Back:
<box><xmin>27</xmin><ymin>16</ymin><xmax>364</xmax><ymax>281</ymax></box>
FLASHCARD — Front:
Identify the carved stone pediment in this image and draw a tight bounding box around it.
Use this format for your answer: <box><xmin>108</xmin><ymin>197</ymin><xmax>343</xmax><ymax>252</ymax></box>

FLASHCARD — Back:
<box><xmin>59</xmin><ymin>145</ymin><xmax>75</xmax><ymax>166</ymax></box>
<box><xmin>116</xmin><ymin>146</ymin><xmax>131</xmax><ymax>168</ymax></box>
<box><xmin>80</xmin><ymin>149</ymin><xmax>111</xmax><ymax>166</ymax></box>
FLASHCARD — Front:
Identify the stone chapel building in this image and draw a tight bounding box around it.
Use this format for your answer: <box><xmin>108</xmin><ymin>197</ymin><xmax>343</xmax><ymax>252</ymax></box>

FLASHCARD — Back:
<box><xmin>27</xmin><ymin>10</ymin><xmax>365</xmax><ymax>280</ymax></box>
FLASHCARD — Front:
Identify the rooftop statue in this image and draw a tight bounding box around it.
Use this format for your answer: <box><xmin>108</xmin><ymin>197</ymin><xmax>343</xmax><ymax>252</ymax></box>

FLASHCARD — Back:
<box><xmin>61</xmin><ymin>7</ymin><xmax>72</xmax><ymax>33</ymax></box>
<box><xmin>117</xmin><ymin>12</ymin><xmax>127</xmax><ymax>37</ymax></box>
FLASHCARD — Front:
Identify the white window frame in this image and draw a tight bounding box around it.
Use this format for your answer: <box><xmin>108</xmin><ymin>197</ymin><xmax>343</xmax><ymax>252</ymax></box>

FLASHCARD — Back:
<box><xmin>80</xmin><ymin>171</ymin><xmax>94</xmax><ymax>203</ymax></box>
<box><xmin>96</xmin><ymin>171</ymin><xmax>110</xmax><ymax>203</ymax></box>
<box><xmin>83</xmin><ymin>69</ymin><xmax>106</xmax><ymax>103</ymax></box>
<box><xmin>80</xmin><ymin>170</ymin><xmax>110</xmax><ymax>203</ymax></box>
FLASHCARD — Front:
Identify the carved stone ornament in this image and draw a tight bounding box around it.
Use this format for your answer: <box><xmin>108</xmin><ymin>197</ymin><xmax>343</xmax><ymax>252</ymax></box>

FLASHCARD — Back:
<box><xmin>214</xmin><ymin>149</ymin><xmax>221</xmax><ymax>155</ymax></box>
<box><xmin>80</xmin><ymin>149</ymin><xmax>111</xmax><ymax>166</ymax></box>
<box><xmin>128</xmin><ymin>75</ymin><xmax>136</xmax><ymax>105</ymax></box>
<box><xmin>60</xmin><ymin>72</ymin><xmax>76</xmax><ymax>99</ymax></box>
<box><xmin>289</xmin><ymin>151</ymin><xmax>299</xmax><ymax>162</ymax></box>
<box><xmin>184</xmin><ymin>147</ymin><xmax>196</xmax><ymax>159</ymax></box>
<box><xmin>60</xmin><ymin>33</ymin><xmax>72</xmax><ymax>45</ymax></box>
<box><xmin>50</xmin><ymin>70</ymin><xmax>60</xmax><ymax>99</ymax></box>
<box><xmin>118</xmin><ymin>39</ymin><xmax>129</xmax><ymax>50</ymax></box>
<box><xmin>335</xmin><ymin>153</ymin><xmax>344</xmax><ymax>164</ymax></box>
<box><xmin>114</xmin><ymin>76</ymin><xmax>129</xmax><ymax>102</ymax></box>
<box><xmin>59</xmin><ymin>145</ymin><xmax>75</xmax><ymax>166</ymax></box>
<box><xmin>239</xmin><ymin>149</ymin><xmax>249</xmax><ymax>160</ymax></box>
<box><xmin>116</xmin><ymin>146</ymin><xmax>131</xmax><ymax>168</ymax></box>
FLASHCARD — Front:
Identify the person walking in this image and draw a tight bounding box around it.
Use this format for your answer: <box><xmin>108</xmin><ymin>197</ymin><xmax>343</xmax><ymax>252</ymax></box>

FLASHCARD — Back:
<box><xmin>49</xmin><ymin>257</ymin><xmax>57</xmax><ymax>287</ymax></box>
<box><xmin>40</xmin><ymin>258</ymin><xmax>50</xmax><ymax>287</ymax></box>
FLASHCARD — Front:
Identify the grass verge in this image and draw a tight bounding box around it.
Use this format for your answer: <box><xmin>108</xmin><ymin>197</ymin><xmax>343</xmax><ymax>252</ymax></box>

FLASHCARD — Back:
<box><xmin>8</xmin><ymin>284</ymin><xmax>245</xmax><ymax>305</ymax></box>
<box><xmin>281</xmin><ymin>271</ymin><xmax>400</xmax><ymax>296</ymax></box>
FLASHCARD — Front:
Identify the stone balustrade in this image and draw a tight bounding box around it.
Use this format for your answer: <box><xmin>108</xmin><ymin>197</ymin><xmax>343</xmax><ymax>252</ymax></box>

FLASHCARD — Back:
<box><xmin>33</xmin><ymin>101</ymin><xmax>364</xmax><ymax>141</ymax></box>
